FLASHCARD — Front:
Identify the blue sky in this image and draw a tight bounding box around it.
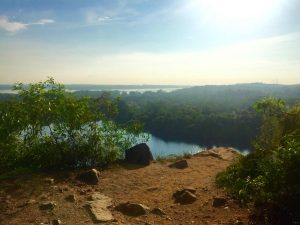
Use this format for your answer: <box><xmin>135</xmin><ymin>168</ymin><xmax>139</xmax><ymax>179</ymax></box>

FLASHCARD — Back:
<box><xmin>0</xmin><ymin>0</ymin><xmax>299</xmax><ymax>84</ymax></box>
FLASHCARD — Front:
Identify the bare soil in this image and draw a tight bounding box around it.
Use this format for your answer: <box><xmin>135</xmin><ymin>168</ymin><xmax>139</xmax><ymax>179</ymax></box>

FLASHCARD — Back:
<box><xmin>0</xmin><ymin>148</ymin><xmax>253</xmax><ymax>225</ymax></box>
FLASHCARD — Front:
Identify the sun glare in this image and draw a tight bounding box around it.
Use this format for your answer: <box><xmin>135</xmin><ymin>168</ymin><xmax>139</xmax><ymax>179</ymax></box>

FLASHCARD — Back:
<box><xmin>193</xmin><ymin>0</ymin><xmax>284</xmax><ymax>28</ymax></box>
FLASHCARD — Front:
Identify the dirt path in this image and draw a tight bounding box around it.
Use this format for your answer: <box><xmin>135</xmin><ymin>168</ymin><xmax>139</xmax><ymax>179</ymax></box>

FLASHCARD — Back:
<box><xmin>0</xmin><ymin>148</ymin><xmax>251</xmax><ymax>225</ymax></box>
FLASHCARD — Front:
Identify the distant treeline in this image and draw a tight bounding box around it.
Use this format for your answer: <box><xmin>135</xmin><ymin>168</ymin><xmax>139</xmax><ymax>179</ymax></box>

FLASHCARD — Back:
<box><xmin>1</xmin><ymin>83</ymin><xmax>299</xmax><ymax>150</ymax></box>
<box><xmin>115</xmin><ymin>83</ymin><xmax>300</xmax><ymax>149</ymax></box>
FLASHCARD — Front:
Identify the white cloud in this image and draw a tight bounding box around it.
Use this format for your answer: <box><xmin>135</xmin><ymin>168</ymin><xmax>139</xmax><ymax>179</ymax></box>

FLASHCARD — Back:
<box><xmin>0</xmin><ymin>16</ymin><xmax>54</xmax><ymax>33</ymax></box>
<box><xmin>0</xmin><ymin>16</ymin><xmax>27</xmax><ymax>32</ymax></box>
<box><xmin>32</xmin><ymin>19</ymin><xmax>55</xmax><ymax>25</ymax></box>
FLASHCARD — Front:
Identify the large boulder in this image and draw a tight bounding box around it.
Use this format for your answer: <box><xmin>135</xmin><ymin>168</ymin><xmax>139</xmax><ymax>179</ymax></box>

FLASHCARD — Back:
<box><xmin>77</xmin><ymin>169</ymin><xmax>100</xmax><ymax>185</ymax></box>
<box><xmin>124</xmin><ymin>143</ymin><xmax>153</xmax><ymax>166</ymax></box>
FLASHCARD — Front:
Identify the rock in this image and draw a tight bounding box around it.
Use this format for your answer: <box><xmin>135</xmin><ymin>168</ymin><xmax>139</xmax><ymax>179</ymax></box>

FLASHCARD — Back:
<box><xmin>39</xmin><ymin>201</ymin><xmax>56</xmax><ymax>210</ymax></box>
<box><xmin>234</xmin><ymin>220</ymin><xmax>244</xmax><ymax>225</ymax></box>
<box><xmin>51</xmin><ymin>219</ymin><xmax>62</xmax><ymax>225</ymax></box>
<box><xmin>43</xmin><ymin>177</ymin><xmax>54</xmax><ymax>185</ymax></box>
<box><xmin>115</xmin><ymin>202</ymin><xmax>150</xmax><ymax>216</ymax></box>
<box><xmin>169</xmin><ymin>160</ymin><xmax>188</xmax><ymax>169</ymax></box>
<box><xmin>151</xmin><ymin>207</ymin><xmax>167</xmax><ymax>216</ymax></box>
<box><xmin>86</xmin><ymin>193</ymin><xmax>114</xmax><ymax>222</ymax></box>
<box><xmin>195</xmin><ymin>148</ymin><xmax>241</xmax><ymax>161</ymax></box>
<box><xmin>77</xmin><ymin>169</ymin><xmax>100</xmax><ymax>185</ymax></box>
<box><xmin>212</xmin><ymin>197</ymin><xmax>227</xmax><ymax>207</ymax></box>
<box><xmin>17</xmin><ymin>199</ymin><xmax>37</xmax><ymax>208</ymax></box>
<box><xmin>195</xmin><ymin>150</ymin><xmax>223</xmax><ymax>159</ymax></box>
<box><xmin>65</xmin><ymin>194</ymin><xmax>76</xmax><ymax>202</ymax></box>
<box><xmin>175</xmin><ymin>191</ymin><xmax>197</xmax><ymax>205</ymax></box>
<box><xmin>124</xmin><ymin>143</ymin><xmax>153</xmax><ymax>166</ymax></box>
<box><xmin>173</xmin><ymin>187</ymin><xmax>196</xmax><ymax>198</ymax></box>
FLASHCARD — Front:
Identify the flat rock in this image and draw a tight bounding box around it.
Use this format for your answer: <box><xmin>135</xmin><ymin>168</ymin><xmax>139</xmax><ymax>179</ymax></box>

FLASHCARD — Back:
<box><xmin>169</xmin><ymin>160</ymin><xmax>188</xmax><ymax>169</ymax></box>
<box><xmin>194</xmin><ymin>148</ymin><xmax>241</xmax><ymax>161</ymax></box>
<box><xmin>77</xmin><ymin>169</ymin><xmax>100</xmax><ymax>185</ymax></box>
<box><xmin>115</xmin><ymin>202</ymin><xmax>150</xmax><ymax>216</ymax></box>
<box><xmin>86</xmin><ymin>193</ymin><xmax>114</xmax><ymax>222</ymax></box>
<box><xmin>212</xmin><ymin>197</ymin><xmax>227</xmax><ymax>207</ymax></box>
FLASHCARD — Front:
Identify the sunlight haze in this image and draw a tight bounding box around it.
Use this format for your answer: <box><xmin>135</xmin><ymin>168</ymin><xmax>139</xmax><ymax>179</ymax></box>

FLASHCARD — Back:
<box><xmin>0</xmin><ymin>0</ymin><xmax>299</xmax><ymax>84</ymax></box>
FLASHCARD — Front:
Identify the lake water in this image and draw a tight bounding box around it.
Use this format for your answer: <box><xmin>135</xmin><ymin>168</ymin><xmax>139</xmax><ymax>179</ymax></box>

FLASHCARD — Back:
<box><xmin>146</xmin><ymin>134</ymin><xmax>204</xmax><ymax>158</ymax></box>
<box><xmin>0</xmin><ymin>88</ymin><xmax>182</xmax><ymax>94</ymax></box>
<box><xmin>146</xmin><ymin>134</ymin><xmax>249</xmax><ymax>157</ymax></box>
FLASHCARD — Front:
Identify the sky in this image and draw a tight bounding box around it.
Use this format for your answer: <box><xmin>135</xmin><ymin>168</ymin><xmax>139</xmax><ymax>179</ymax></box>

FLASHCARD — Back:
<box><xmin>0</xmin><ymin>0</ymin><xmax>299</xmax><ymax>85</ymax></box>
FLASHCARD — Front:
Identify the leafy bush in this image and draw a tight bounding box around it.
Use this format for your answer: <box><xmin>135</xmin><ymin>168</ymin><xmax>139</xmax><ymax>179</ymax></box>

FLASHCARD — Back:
<box><xmin>216</xmin><ymin>97</ymin><xmax>300</xmax><ymax>224</ymax></box>
<box><xmin>0</xmin><ymin>78</ymin><xmax>146</xmax><ymax>172</ymax></box>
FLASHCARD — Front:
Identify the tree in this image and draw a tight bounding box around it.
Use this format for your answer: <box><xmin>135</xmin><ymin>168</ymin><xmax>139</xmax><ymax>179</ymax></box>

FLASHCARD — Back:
<box><xmin>0</xmin><ymin>78</ymin><xmax>145</xmax><ymax>172</ymax></box>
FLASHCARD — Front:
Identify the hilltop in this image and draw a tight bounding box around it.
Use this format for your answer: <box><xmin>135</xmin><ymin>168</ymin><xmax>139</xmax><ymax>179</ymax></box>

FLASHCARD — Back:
<box><xmin>0</xmin><ymin>148</ymin><xmax>253</xmax><ymax>225</ymax></box>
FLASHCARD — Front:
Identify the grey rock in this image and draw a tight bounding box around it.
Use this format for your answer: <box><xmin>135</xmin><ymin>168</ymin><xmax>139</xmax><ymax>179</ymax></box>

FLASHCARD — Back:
<box><xmin>77</xmin><ymin>169</ymin><xmax>100</xmax><ymax>185</ymax></box>
<box><xmin>212</xmin><ymin>197</ymin><xmax>227</xmax><ymax>207</ymax></box>
<box><xmin>169</xmin><ymin>160</ymin><xmax>188</xmax><ymax>169</ymax></box>
<box><xmin>115</xmin><ymin>202</ymin><xmax>150</xmax><ymax>216</ymax></box>
<box><xmin>39</xmin><ymin>201</ymin><xmax>56</xmax><ymax>210</ymax></box>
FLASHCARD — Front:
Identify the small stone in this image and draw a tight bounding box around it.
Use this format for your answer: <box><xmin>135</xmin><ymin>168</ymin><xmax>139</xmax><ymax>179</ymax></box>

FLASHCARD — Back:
<box><xmin>43</xmin><ymin>178</ymin><xmax>54</xmax><ymax>185</ymax></box>
<box><xmin>146</xmin><ymin>187</ymin><xmax>159</xmax><ymax>192</ymax></box>
<box><xmin>169</xmin><ymin>160</ymin><xmax>188</xmax><ymax>169</ymax></box>
<box><xmin>234</xmin><ymin>220</ymin><xmax>244</xmax><ymax>225</ymax></box>
<box><xmin>212</xmin><ymin>197</ymin><xmax>227</xmax><ymax>207</ymax></box>
<box><xmin>77</xmin><ymin>169</ymin><xmax>100</xmax><ymax>185</ymax></box>
<box><xmin>115</xmin><ymin>202</ymin><xmax>149</xmax><ymax>216</ymax></box>
<box><xmin>39</xmin><ymin>201</ymin><xmax>56</xmax><ymax>210</ymax></box>
<box><xmin>151</xmin><ymin>207</ymin><xmax>167</xmax><ymax>216</ymax></box>
<box><xmin>65</xmin><ymin>194</ymin><xmax>76</xmax><ymax>202</ymax></box>
<box><xmin>173</xmin><ymin>188</ymin><xmax>197</xmax><ymax>204</ymax></box>
<box><xmin>51</xmin><ymin>219</ymin><xmax>62</xmax><ymax>225</ymax></box>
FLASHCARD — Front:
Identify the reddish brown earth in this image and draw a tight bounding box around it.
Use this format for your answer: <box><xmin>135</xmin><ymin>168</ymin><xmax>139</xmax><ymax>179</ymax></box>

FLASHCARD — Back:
<box><xmin>0</xmin><ymin>148</ymin><xmax>253</xmax><ymax>225</ymax></box>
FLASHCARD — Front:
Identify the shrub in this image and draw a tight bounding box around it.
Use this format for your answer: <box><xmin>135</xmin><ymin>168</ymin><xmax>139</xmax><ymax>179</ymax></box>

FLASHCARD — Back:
<box><xmin>216</xmin><ymin>97</ymin><xmax>300</xmax><ymax>224</ymax></box>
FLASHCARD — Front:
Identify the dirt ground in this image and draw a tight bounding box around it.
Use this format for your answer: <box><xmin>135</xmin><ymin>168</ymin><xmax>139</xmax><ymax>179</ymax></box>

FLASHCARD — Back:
<box><xmin>0</xmin><ymin>148</ymin><xmax>253</xmax><ymax>225</ymax></box>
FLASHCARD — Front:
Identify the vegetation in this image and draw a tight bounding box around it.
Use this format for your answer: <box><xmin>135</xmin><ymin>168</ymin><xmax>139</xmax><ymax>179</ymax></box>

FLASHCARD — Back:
<box><xmin>216</xmin><ymin>97</ymin><xmax>300</xmax><ymax>224</ymax></box>
<box><xmin>113</xmin><ymin>84</ymin><xmax>299</xmax><ymax>149</ymax></box>
<box><xmin>0</xmin><ymin>78</ymin><xmax>145</xmax><ymax>174</ymax></box>
<box><xmin>1</xmin><ymin>83</ymin><xmax>299</xmax><ymax>150</ymax></box>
